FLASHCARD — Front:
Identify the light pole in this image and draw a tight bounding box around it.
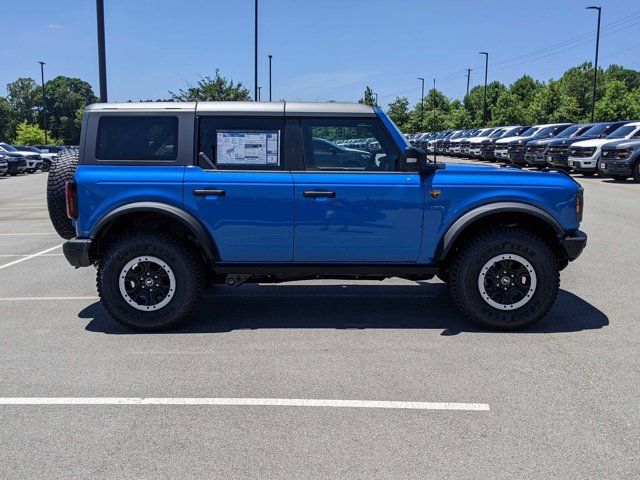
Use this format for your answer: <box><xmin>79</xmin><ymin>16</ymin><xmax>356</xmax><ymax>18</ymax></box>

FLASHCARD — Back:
<box><xmin>254</xmin><ymin>0</ymin><xmax>258</xmax><ymax>101</ymax></box>
<box><xmin>479</xmin><ymin>52</ymin><xmax>489</xmax><ymax>125</ymax></box>
<box><xmin>586</xmin><ymin>6</ymin><xmax>602</xmax><ymax>122</ymax></box>
<box><xmin>432</xmin><ymin>78</ymin><xmax>436</xmax><ymax>129</ymax></box>
<box><xmin>258</xmin><ymin>87</ymin><xmax>261</xmax><ymax>102</ymax></box>
<box><xmin>374</xmin><ymin>92</ymin><xmax>378</xmax><ymax>107</ymax></box>
<box><xmin>465</xmin><ymin>68</ymin><xmax>472</xmax><ymax>96</ymax></box>
<box><xmin>38</xmin><ymin>61</ymin><xmax>48</xmax><ymax>144</ymax></box>
<box><xmin>268</xmin><ymin>54</ymin><xmax>272</xmax><ymax>101</ymax></box>
<box><xmin>417</xmin><ymin>77</ymin><xmax>425</xmax><ymax>131</ymax></box>
<box><xmin>96</xmin><ymin>0</ymin><xmax>107</xmax><ymax>102</ymax></box>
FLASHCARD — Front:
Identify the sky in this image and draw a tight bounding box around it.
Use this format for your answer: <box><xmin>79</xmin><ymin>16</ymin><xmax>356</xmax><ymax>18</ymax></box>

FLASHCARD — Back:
<box><xmin>1</xmin><ymin>0</ymin><xmax>640</xmax><ymax>108</ymax></box>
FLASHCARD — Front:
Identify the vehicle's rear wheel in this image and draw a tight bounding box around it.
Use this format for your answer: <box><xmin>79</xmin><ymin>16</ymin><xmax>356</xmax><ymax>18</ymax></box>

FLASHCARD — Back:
<box><xmin>448</xmin><ymin>228</ymin><xmax>559</xmax><ymax>330</ymax></box>
<box><xmin>97</xmin><ymin>231</ymin><xmax>205</xmax><ymax>331</ymax></box>
<box><xmin>46</xmin><ymin>150</ymin><xmax>78</xmax><ymax>239</ymax></box>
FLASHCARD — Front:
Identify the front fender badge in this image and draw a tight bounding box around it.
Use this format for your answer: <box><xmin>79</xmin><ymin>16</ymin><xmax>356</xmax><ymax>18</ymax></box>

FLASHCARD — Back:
<box><xmin>429</xmin><ymin>190</ymin><xmax>442</xmax><ymax>200</ymax></box>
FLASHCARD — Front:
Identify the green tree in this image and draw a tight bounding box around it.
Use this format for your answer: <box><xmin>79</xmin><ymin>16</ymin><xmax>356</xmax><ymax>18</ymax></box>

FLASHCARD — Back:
<box><xmin>12</xmin><ymin>121</ymin><xmax>57</xmax><ymax>145</ymax></box>
<box><xmin>358</xmin><ymin>86</ymin><xmax>377</xmax><ymax>107</ymax></box>
<box><xmin>0</xmin><ymin>97</ymin><xmax>13</xmax><ymax>141</ymax></box>
<box><xmin>527</xmin><ymin>80</ymin><xmax>580</xmax><ymax>123</ymax></box>
<box><xmin>386</xmin><ymin>96</ymin><xmax>410</xmax><ymax>130</ymax></box>
<box><xmin>464</xmin><ymin>81</ymin><xmax>506</xmax><ymax>126</ymax></box>
<box><xmin>594</xmin><ymin>79</ymin><xmax>640</xmax><ymax>121</ymax></box>
<box><xmin>44</xmin><ymin>76</ymin><xmax>98</xmax><ymax>144</ymax></box>
<box><xmin>605</xmin><ymin>64</ymin><xmax>640</xmax><ymax>91</ymax></box>
<box><xmin>6</xmin><ymin>78</ymin><xmax>41</xmax><ymax>134</ymax></box>
<box><xmin>558</xmin><ymin>62</ymin><xmax>604</xmax><ymax>120</ymax></box>
<box><xmin>170</xmin><ymin>69</ymin><xmax>251</xmax><ymax>102</ymax></box>
<box><xmin>491</xmin><ymin>91</ymin><xmax>526</xmax><ymax>126</ymax></box>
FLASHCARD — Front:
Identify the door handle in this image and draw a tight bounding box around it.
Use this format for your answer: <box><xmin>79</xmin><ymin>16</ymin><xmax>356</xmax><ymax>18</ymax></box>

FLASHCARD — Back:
<box><xmin>303</xmin><ymin>190</ymin><xmax>336</xmax><ymax>198</ymax></box>
<box><xmin>193</xmin><ymin>189</ymin><xmax>226</xmax><ymax>197</ymax></box>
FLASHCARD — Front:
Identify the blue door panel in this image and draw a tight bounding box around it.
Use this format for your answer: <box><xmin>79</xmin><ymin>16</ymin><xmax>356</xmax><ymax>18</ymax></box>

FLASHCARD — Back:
<box><xmin>183</xmin><ymin>166</ymin><xmax>294</xmax><ymax>262</ymax></box>
<box><xmin>292</xmin><ymin>173</ymin><xmax>423</xmax><ymax>262</ymax></box>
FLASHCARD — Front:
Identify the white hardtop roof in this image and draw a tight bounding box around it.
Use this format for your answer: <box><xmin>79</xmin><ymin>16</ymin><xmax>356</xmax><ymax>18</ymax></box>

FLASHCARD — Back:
<box><xmin>622</xmin><ymin>121</ymin><xmax>640</xmax><ymax>127</ymax></box>
<box><xmin>533</xmin><ymin>122</ymin><xmax>572</xmax><ymax>128</ymax></box>
<box><xmin>85</xmin><ymin>101</ymin><xmax>376</xmax><ymax>117</ymax></box>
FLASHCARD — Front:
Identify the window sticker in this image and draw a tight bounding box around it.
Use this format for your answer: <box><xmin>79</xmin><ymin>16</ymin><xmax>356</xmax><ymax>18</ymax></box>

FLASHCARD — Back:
<box><xmin>216</xmin><ymin>130</ymin><xmax>280</xmax><ymax>166</ymax></box>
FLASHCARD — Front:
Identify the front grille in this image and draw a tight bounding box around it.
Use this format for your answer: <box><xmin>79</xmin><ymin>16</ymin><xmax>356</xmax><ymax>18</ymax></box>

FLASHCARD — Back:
<box><xmin>601</xmin><ymin>148</ymin><xmax>632</xmax><ymax>159</ymax></box>
<box><xmin>548</xmin><ymin>146</ymin><xmax>569</xmax><ymax>154</ymax></box>
<box><xmin>569</xmin><ymin>147</ymin><xmax>596</xmax><ymax>158</ymax></box>
<box><xmin>27</xmin><ymin>154</ymin><xmax>39</xmax><ymax>160</ymax></box>
<box><xmin>509</xmin><ymin>145</ymin><xmax>525</xmax><ymax>153</ymax></box>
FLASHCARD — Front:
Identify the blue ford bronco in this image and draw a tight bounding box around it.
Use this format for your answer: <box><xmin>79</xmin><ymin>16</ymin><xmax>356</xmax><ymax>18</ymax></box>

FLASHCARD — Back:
<box><xmin>46</xmin><ymin>102</ymin><xmax>587</xmax><ymax>331</ymax></box>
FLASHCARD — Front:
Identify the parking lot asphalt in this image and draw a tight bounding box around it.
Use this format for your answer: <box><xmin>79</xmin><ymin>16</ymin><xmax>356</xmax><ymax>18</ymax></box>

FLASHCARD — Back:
<box><xmin>0</xmin><ymin>169</ymin><xmax>638</xmax><ymax>479</ymax></box>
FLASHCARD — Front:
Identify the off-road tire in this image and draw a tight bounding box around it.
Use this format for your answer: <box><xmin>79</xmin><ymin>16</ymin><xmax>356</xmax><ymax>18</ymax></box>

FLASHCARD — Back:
<box><xmin>46</xmin><ymin>150</ymin><xmax>78</xmax><ymax>239</ymax></box>
<box><xmin>97</xmin><ymin>231</ymin><xmax>205</xmax><ymax>331</ymax></box>
<box><xmin>448</xmin><ymin>227</ymin><xmax>559</xmax><ymax>330</ymax></box>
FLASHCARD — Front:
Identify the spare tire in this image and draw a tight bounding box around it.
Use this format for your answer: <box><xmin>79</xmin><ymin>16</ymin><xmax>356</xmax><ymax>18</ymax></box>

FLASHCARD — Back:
<box><xmin>47</xmin><ymin>150</ymin><xmax>79</xmax><ymax>239</ymax></box>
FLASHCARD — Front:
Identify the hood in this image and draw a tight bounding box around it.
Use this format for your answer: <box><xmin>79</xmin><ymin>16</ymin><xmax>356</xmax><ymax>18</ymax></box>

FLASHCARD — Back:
<box><xmin>527</xmin><ymin>137</ymin><xmax>558</xmax><ymax>146</ymax></box>
<box><xmin>469</xmin><ymin>136</ymin><xmax>494</xmax><ymax>144</ymax></box>
<box><xmin>506</xmin><ymin>136</ymin><xmax>536</xmax><ymax>145</ymax></box>
<box><xmin>547</xmin><ymin>135</ymin><xmax>598</xmax><ymax>147</ymax></box>
<box><xmin>495</xmin><ymin>135</ymin><xmax>530</xmax><ymax>145</ymax></box>
<box><xmin>570</xmin><ymin>138</ymin><xmax>617</xmax><ymax>148</ymax></box>
<box><xmin>435</xmin><ymin>162</ymin><xmax>580</xmax><ymax>188</ymax></box>
<box><xmin>599</xmin><ymin>139</ymin><xmax>640</xmax><ymax>149</ymax></box>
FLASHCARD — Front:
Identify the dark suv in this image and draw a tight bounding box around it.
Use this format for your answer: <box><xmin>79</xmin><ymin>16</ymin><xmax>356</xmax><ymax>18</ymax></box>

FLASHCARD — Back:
<box><xmin>546</xmin><ymin>121</ymin><xmax>629</xmax><ymax>169</ymax></box>
<box><xmin>525</xmin><ymin>124</ymin><xmax>593</xmax><ymax>168</ymax></box>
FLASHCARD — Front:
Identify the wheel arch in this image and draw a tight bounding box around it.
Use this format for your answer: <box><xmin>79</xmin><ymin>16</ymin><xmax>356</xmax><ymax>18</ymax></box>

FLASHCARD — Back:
<box><xmin>90</xmin><ymin>202</ymin><xmax>219</xmax><ymax>262</ymax></box>
<box><xmin>437</xmin><ymin>202</ymin><xmax>565</xmax><ymax>263</ymax></box>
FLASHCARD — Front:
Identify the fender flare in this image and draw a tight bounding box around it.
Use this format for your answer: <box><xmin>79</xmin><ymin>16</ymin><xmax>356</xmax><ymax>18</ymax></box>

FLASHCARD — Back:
<box><xmin>91</xmin><ymin>201</ymin><xmax>219</xmax><ymax>260</ymax></box>
<box><xmin>437</xmin><ymin>202</ymin><xmax>564</xmax><ymax>261</ymax></box>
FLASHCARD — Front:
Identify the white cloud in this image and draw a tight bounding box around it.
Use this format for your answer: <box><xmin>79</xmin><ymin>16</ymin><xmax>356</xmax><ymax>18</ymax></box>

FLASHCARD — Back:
<box><xmin>47</xmin><ymin>24</ymin><xmax>63</xmax><ymax>29</ymax></box>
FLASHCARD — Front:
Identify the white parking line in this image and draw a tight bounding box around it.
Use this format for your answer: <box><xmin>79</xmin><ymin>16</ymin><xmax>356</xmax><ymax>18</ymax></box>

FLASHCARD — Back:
<box><xmin>0</xmin><ymin>254</ymin><xmax>64</xmax><ymax>257</ymax></box>
<box><xmin>0</xmin><ymin>296</ymin><xmax>98</xmax><ymax>301</ymax></box>
<box><xmin>0</xmin><ymin>233</ymin><xmax>58</xmax><ymax>236</ymax></box>
<box><xmin>0</xmin><ymin>244</ymin><xmax>63</xmax><ymax>271</ymax></box>
<box><xmin>0</xmin><ymin>397</ymin><xmax>490</xmax><ymax>411</ymax></box>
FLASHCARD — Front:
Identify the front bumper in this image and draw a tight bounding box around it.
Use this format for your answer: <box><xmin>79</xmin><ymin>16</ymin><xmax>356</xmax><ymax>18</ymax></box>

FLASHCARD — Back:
<box><xmin>599</xmin><ymin>159</ymin><xmax>635</xmax><ymax>176</ymax></box>
<box><xmin>63</xmin><ymin>238</ymin><xmax>93</xmax><ymax>267</ymax></box>
<box><xmin>494</xmin><ymin>148</ymin><xmax>509</xmax><ymax>160</ymax></box>
<box><xmin>569</xmin><ymin>153</ymin><xmax>599</xmax><ymax>172</ymax></box>
<box><xmin>509</xmin><ymin>152</ymin><xmax>527</xmax><ymax>165</ymax></box>
<box><xmin>526</xmin><ymin>153</ymin><xmax>548</xmax><ymax>166</ymax></box>
<box><xmin>561</xmin><ymin>230</ymin><xmax>587</xmax><ymax>261</ymax></box>
<box><xmin>547</xmin><ymin>153</ymin><xmax>570</xmax><ymax>167</ymax></box>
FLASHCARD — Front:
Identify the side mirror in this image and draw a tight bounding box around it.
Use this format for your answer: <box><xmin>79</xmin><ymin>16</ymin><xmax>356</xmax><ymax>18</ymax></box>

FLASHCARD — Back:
<box><xmin>399</xmin><ymin>146</ymin><xmax>444</xmax><ymax>175</ymax></box>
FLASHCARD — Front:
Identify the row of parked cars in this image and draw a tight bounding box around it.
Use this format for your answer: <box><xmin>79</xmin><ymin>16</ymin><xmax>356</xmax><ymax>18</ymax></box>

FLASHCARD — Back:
<box><xmin>0</xmin><ymin>144</ymin><xmax>75</xmax><ymax>177</ymax></box>
<box><xmin>406</xmin><ymin>120</ymin><xmax>640</xmax><ymax>181</ymax></box>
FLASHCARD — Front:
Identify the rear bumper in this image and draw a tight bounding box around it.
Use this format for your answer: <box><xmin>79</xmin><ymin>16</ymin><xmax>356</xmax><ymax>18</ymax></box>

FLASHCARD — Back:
<box><xmin>561</xmin><ymin>230</ymin><xmax>587</xmax><ymax>261</ymax></box>
<box><xmin>63</xmin><ymin>238</ymin><xmax>93</xmax><ymax>267</ymax></box>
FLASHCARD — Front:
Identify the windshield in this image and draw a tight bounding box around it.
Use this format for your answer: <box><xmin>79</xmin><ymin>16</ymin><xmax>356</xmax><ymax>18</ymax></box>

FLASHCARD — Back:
<box><xmin>534</xmin><ymin>125</ymin><xmax>565</xmax><ymax>137</ymax></box>
<box><xmin>582</xmin><ymin>123</ymin><xmax>611</xmax><ymax>137</ymax></box>
<box><xmin>555</xmin><ymin>125</ymin><xmax>581</xmax><ymax>138</ymax></box>
<box><xmin>490</xmin><ymin>129</ymin><xmax>506</xmax><ymax>138</ymax></box>
<box><xmin>607</xmin><ymin>125</ymin><xmax>636</xmax><ymax>139</ymax></box>
<box><xmin>0</xmin><ymin>143</ymin><xmax>18</xmax><ymax>152</ymax></box>
<box><xmin>519</xmin><ymin>127</ymin><xmax>538</xmax><ymax>137</ymax></box>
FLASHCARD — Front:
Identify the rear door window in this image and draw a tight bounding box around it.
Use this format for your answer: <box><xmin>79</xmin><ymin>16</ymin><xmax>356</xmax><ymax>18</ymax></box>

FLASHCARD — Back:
<box><xmin>198</xmin><ymin>117</ymin><xmax>284</xmax><ymax>170</ymax></box>
<box><xmin>96</xmin><ymin>116</ymin><xmax>178</xmax><ymax>161</ymax></box>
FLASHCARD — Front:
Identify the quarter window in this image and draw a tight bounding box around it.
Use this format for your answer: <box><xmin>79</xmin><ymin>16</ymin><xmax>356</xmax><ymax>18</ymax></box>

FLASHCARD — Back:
<box><xmin>96</xmin><ymin>116</ymin><xmax>178</xmax><ymax>161</ymax></box>
<box><xmin>301</xmin><ymin>118</ymin><xmax>400</xmax><ymax>171</ymax></box>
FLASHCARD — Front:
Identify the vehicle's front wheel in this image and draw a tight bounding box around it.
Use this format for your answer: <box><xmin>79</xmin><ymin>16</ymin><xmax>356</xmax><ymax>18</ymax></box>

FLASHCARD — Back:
<box><xmin>633</xmin><ymin>161</ymin><xmax>640</xmax><ymax>182</ymax></box>
<box><xmin>448</xmin><ymin>228</ymin><xmax>559</xmax><ymax>330</ymax></box>
<box><xmin>97</xmin><ymin>231</ymin><xmax>205</xmax><ymax>331</ymax></box>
